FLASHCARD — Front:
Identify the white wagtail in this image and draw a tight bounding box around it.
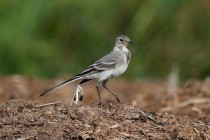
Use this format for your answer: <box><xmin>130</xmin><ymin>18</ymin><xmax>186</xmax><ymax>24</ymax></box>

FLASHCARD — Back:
<box><xmin>40</xmin><ymin>35</ymin><xmax>133</xmax><ymax>104</ymax></box>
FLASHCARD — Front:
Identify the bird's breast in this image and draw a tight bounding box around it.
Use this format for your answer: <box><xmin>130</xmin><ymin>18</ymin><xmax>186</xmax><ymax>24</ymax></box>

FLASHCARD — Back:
<box><xmin>98</xmin><ymin>63</ymin><xmax>128</xmax><ymax>81</ymax></box>
<box><xmin>114</xmin><ymin>63</ymin><xmax>128</xmax><ymax>76</ymax></box>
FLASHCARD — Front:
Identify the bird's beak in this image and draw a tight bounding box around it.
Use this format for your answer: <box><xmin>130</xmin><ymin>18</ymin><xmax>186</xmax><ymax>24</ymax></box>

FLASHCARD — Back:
<box><xmin>128</xmin><ymin>41</ymin><xmax>133</xmax><ymax>46</ymax></box>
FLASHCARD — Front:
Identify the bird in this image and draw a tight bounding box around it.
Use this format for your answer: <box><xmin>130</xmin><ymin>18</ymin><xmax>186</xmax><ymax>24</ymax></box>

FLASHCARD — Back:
<box><xmin>40</xmin><ymin>35</ymin><xmax>133</xmax><ymax>104</ymax></box>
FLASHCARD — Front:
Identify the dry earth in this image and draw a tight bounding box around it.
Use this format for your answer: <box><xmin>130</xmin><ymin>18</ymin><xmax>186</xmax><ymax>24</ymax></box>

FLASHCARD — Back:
<box><xmin>0</xmin><ymin>75</ymin><xmax>210</xmax><ymax>139</ymax></box>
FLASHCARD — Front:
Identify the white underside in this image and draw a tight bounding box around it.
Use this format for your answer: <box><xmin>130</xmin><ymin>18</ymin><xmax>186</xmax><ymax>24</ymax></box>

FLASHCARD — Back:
<box><xmin>84</xmin><ymin>63</ymin><xmax>128</xmax><ymax>81</ymax></box>
<box><xmin>99</xmin><ymin>63</ymin><xmax>128</xmax><ymax>81</ymax></box>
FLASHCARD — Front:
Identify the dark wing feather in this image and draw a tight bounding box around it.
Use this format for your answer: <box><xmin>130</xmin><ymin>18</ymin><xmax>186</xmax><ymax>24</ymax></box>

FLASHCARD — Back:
<box><xmin>76</xmin><ymin>61</ymin><xmax>116</xmax><ymax>77</ymax></box>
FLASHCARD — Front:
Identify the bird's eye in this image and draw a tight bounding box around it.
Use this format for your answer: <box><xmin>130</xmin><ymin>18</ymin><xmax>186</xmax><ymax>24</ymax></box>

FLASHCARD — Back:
<box><xmin>120</xmin><ymin>38</ymin><xmax>123</xmax><ymax>42</ymax></box>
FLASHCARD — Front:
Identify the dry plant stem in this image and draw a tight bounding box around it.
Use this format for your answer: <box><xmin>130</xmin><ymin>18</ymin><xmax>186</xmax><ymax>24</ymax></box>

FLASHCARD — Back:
<box><xmin>120</xmin><ymin>132</ymin><xmax>141</xmax><ymax>139</ymax></box>
<box><xmin>160</xmin><ymin>97</ymin><xmax>210</xmax><ymax>112</ymax></box>
<box><xmin>35</xmin><ymin>101</ymin><xmax>62</xmax><ymax>107</ymax></box>
<box><xmin>77</xmin><ymin>131</ymin><xmax>93</xmax><ymax>140</ymax></box>
<box><xmin>17</xmin><ymin>136</ymin><xmax>35</xmax><ymax>140</ymax></box>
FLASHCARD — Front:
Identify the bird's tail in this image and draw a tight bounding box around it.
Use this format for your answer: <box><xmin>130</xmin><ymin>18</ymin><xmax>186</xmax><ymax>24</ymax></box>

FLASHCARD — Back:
<box><xmin>40</xmin><ymin>76</ymin><xmax>81</xmax><ymax>97</ymax></box>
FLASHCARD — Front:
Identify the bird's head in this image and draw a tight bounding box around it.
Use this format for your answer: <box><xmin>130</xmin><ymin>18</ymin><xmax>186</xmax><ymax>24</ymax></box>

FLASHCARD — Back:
<box><xmin>115</xmin><ymin>35</ymin><xmax>133</xmax><ymax>49</ymax></box>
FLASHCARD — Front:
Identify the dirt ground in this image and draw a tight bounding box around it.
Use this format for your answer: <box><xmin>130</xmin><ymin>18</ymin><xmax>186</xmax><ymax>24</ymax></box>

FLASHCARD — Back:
<box><xmin>0</xmin><ymin>75</ymin><xmax>210</xmax><ymax>139</ymax></box>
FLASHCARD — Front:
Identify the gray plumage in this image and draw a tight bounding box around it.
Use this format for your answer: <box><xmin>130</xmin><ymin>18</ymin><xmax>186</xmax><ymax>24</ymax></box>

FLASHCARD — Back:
<box><xmin>40</xmin><ymin>35</ymin><xmax>133</xmax><ymax>104</ymax></box>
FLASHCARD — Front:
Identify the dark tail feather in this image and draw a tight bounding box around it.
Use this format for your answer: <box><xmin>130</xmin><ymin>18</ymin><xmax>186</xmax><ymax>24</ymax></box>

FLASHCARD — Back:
<box><xmin>40</xmin><ymin>76</ymin><xmax>81</xmax><ymax>97</ymax></box>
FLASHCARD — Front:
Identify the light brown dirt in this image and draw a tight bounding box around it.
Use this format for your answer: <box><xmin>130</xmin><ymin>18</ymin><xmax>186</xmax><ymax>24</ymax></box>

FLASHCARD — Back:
<box><xmin>0</xmin><ymin>100</ymin><xmax>209</xmax><ymax>139</ymax></box>
<box><xmin>0</xmin><ymin>75</ymin><xmax>210</xmax><ymax>139</ymax></box>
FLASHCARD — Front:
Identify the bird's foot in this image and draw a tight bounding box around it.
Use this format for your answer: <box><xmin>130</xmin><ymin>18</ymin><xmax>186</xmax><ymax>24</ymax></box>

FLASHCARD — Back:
<box><xmin>97</xmin><ymin>100</ymin><xmax>102</xmax><ymax>105</ymax></box>
<box><xmin>114</xmin><ymin>95</ymin><xmax>121</xmax><ymax>103</ymax></box>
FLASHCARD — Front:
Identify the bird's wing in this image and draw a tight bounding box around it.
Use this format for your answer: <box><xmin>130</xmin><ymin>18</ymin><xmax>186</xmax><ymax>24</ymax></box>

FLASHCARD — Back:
<box><xmin>76</xmin><ymin>60</ymin><xmax>117</xmax><ymax>77</ymax></box>
<box><xmin>75</xmin><ymin>50</ymin><xmax>119</xmax><ymax>77</ymax></box>
<box><xmin>90</xmin><ymin>60</ymin><xmax>116</xmax><ymax>70</ymax></box>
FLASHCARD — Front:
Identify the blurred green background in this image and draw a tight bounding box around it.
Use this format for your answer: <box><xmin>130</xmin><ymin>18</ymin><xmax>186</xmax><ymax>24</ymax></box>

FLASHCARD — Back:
<box><xmin>0</xmin><ymin>0</ymin><xmax>209</xmax><ymax>80</ymax></box>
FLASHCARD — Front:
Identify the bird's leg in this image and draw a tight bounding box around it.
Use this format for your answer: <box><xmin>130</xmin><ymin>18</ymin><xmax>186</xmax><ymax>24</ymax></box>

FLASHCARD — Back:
<box><xmin>96</xmin><ymin>81</ymin><xmax>102</xmax><ymax>105</ymax></box>
<box><xmin>102</xmin><ymin>79</ymin><xmax>121</xmax><ymax>103</ymax></box>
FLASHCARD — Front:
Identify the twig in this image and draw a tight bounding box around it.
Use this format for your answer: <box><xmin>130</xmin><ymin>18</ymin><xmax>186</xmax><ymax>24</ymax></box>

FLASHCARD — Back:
<box><xmin>77</xmin><ymin>131</ymin><xmax>93</xmax><ymax>140</ymax></box>
<box><xmin>109</xmin><ymin>124</ymin><xmax>120</xmax><ymax>129</ymax></box>
<box><xmin>17</xmin><ymin>136</ymin><xmax>35</xmax><ymax>140</ymax></box>
<box><xmin>120</xmin><ymin>132</ymin><xmax>141</xmax><ymax>139</ymax></box>
<box><xmin>138</xmin><ymin>109</ymin><xmax>161</xmax><ymax>125</ymax></box>
<box><xmin>35</xmin><ymin>101</ymin><xmax>62</xmax><ymax>108</ymax></box>
<box><xmin>193</xmin><ymin>128</ymin><xmax>199</xmax><ymax>135</ymax></box>
<box><xmin>70</xmin><ymin>85</ymin><xmax>83</xmax><ymax>106</ymax></box>
<box><xmin>160</xmin><ymin>98</ymin><xmax>210</xmax><ymax>112</ymax></box>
